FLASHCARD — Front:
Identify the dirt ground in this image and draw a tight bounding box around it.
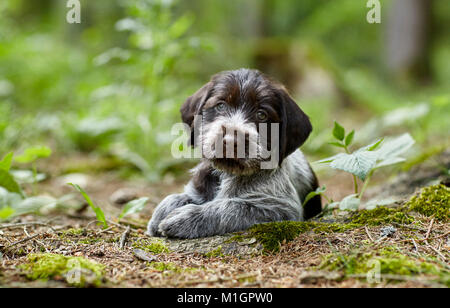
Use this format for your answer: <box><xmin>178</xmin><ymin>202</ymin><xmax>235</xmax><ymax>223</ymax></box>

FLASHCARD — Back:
<box><xmin>0</xmin><ymin>153</ymin><xmax>449</xmax><ymax>288</ymax></box>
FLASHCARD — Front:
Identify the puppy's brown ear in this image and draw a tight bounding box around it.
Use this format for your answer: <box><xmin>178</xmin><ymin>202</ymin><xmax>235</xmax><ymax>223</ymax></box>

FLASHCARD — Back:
<box><xmin>278</xmin><ymin>88</ymin><xmax>312</xmax><ymax>163</ymax></box>
<box><xmin>180</xmin><ymin>82</ymin><xmax>212</xmax><ymax>147</ymax></box>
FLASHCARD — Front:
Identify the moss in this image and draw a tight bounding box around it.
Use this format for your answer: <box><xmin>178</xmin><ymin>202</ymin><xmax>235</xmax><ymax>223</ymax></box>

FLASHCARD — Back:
<box><xmin>319</xmin><ymin>248</ymin><xmax>448</xmax><ymax>285</ymax></box>
<box><xmin>349</xmin><ymin>206</ymin><xmax>414</xmax><ymax>226</ymax></box>
<box><xmin>311</xmin><ymin>222</ymin><xmax>358</xmax><ymax>233</ymax></box>
<box><xmin>78</xmin><ymin>238</ymin><xmax>101</xmax><ymax>245</ymax></box>
<box><xmin>205</xmin><ymin>246</ymin><xmax>224</xmax><ymax>258</ymax></box>
<box><xmin>237</xmin><ymin>185</ymin><xmax>448</xmax><ymax>254</ymax></box>
<box><xmin>132</xmin><ymin>238</ymin><xmax>169</xmax><ymax>254</ymax></box>
<box><xmin>61</xmin><ymin>228</ymin><xmax>87</xmax><ymax>237</ymax></box>
<box><xmin>405</xmin><ymin>184</ymin><xmax>449</xmax><ymax>221</ymax></box>
<box><xmin>149</xmin><ymin>262</ymin><xmax>197</xmax><ymax>273</ymax></box>
<box><xmin>247</xmin><ymin>221</ymin><xmax>311</xmax><ymax>253</ymax></box>
<box><xmin>20</xmin><ymin>253</ymin><xmax>105</xmax><ymax>287</ymax></box>
<box><xmin>245</xmin><ymin>220</ymin><xmax>363</xmax><ymax>253</ymax></box>
<box><xmin>150</xmin><ymin>262</ymin><xmax>180</xmax><ymax>272</ymax></box>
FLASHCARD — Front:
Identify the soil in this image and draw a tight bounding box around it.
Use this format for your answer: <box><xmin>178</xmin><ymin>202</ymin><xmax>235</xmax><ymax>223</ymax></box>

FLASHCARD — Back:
<box><xmin>0</xmin><ymin>152</ymin><xmax>448</xmax><ymax>288</ymax></box>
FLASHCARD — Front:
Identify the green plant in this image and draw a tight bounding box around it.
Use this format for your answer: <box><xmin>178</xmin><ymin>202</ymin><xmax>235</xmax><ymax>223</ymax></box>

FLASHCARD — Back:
<box><xmin>69</xmin><ymin>184</ymin><xmax>149</xmax><ymax>227</ymax></box>
<box><xmin>14</xmin><ymin>146</ymin><xmax>52</xmax><ymax>195</ymax></box>
<box><xmin>307</xmin><ymin>122</ymin><xmax>415</xmax><ymax>211</ymax></box>
<box><xmin>119</xmin><ymin>197</ymin><xmax>149</xmax><ymax>221</ymax></box>
<box><xmin>0</xmin><ymin>152</ymin><xmax>23</xmax><ymax>197</ymax></box>
<box><xmin>0</xmin><ymin>151</ymin><xmax>58</xmax><ymax>221</ymax></box>
<box><xmin>68</xmin><ymin>183</ymin><xmax>108</xmax><ymax>229</ymax></box>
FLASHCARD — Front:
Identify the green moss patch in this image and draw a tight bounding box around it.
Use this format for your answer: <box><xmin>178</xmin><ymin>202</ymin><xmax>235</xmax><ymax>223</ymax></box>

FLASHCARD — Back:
<box><xmin>319</xmin><ymin>248</ymin><xmax>449</xmax><ymax>286</ymax></box>
<box><xmin>231</xmin><ymin>184</ymin><xmax>448</xmax><ymax>254</ymax></box>
<box><xmin>350</xmin><ymin>207</ymin><xmax>413</xmax><ymax>226</ymax></box>
<box><xmin>205</xmin><ymin>246</ymin><xmax>224</xmax><ymax>258</ymax></box>
<box><xmin>245</xmin><ymin>220</ymin><xmax>366</xmax><ymax>253</ymax></box>
<box><xmin>20</xmin><ymin>253</ymin><xmax>105</xmax><ymax>287</ymax></box>
<box><xmin>247</xmin><ymin>221</ymin><xmax>311</xmax><ymax>253</ymax></box>
<box><xmin>61</xmin><ymin>228</ymin><xmax>87</xmax><ymax>237</ymax></box>
<box><xmin>405</xmin><ymin>184</ymin><xmax>449</xmax><ymax>221</ymax></box>
<box><xmin>149</xmin><ymin>262</ymin><xmax>197</xmax><ymax>274</ymax></box>
<box><xmin>132</xmin><ymin>238</ymin><xmax>169</xmax><ymax>254</ymax></box>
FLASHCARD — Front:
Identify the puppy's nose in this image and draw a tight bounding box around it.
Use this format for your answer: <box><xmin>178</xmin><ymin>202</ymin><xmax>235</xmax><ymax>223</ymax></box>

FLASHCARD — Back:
<box><xmin>221</xmin><ymin>128</ymin><xmax>250</xmax><ymax>159</ymax></box>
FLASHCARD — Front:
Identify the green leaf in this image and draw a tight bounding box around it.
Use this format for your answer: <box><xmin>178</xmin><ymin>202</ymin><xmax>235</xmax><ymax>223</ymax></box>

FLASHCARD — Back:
<box><xmin>119</xmin><ymin>197</ymin><xmax>149</xmax><ymax>220</ymax></box>
<box><xmin>339</xmin><ymin>194</ymin><xmax>360</xmax><ymax>211</ymax></box>
<box><xmin>374</xmin><ymin>133</ymin><xmax>415</xmax><ymax>162</ymax></box>
<box><xmin>329</xmin><ymin>151</ymin><xmax>378</xmax><ymax>181</ymax></box>
<box><xmin>303</xmin><ymin>186</ymin><xmax>326</xmax><ymax>207</ymax></box>
<box><xmin>345</xmin><ymin>130</ymin><xmax>355</xmax><ymax>146</ymax></box>
<box><xmin>14</xmin><ymin>146</ymin><xmax>52</xmax><ymax>164</ymax></box>
<box><xmin>314</xmin><ymin>153</ymin><xmax>343</xmax><ymax>164</ymax></box>
<box><xmin>328</xmin><ymin>142</ymin><xmax>345</xmax><ymax>148</ymax></box>
<box><xmin>10</xmin><ymin>170</ymin><xmax>46</xmax><ymax>184</ymax></box>
<box><xmin>14</xmin><ymin>196</ymin><xmax>56</xmax><ymax>216</ymax></box>
<box><xmin>375</xmin><ymin>157</ymin><xmax>406</xmax><ymax>168</ymax></box>
<box><xmin>69</xmin><ymin>183</ymin><xmax>107</xmax><ymax>228</ymax></box>
<box><xmin>366</xmin><ymin>138</ymin><xmax>384</xmax><ymax>151</ymax></box>
<box><xmin>0</xmin><ymin>206</ymin><xmax>15</xmax><ymax>220</ymax></box>
<box><xmin>332</xmin><ymin>121</ymin><xmax>345</xmax><ymax>141</ymax></box>
<box><xmin>169</xmin><ymin>13</ymin><xmax>194</xmax><ymax>38</ymax></box>
<box><xmin>323</xmin><ymin>201</ymin><xmax>339</xmax><ymax>213</ymax></box>
<box><xmin>0</xmin><ymin>169</ymin><xmax>24</xmax><ymax>196</ymax></box>
<box><xmin>0</xmin><ymin>152</ymin><xmax>13</xmax><ymax>171</ymax></box>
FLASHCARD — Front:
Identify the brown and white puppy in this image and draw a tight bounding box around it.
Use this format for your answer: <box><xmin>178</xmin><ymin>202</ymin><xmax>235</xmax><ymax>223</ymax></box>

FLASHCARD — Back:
<box><xmin>147</xmin><ymin>69</ymin><xmax>321</xmax><ymax>239</ymax></box>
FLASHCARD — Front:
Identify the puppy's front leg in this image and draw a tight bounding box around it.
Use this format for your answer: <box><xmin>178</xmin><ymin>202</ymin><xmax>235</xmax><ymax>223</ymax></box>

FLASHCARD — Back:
<box><xmin>158</xmin><ymin>197</ymin><xmax>300</xmax><ymax>239</ymax></box>
<box><xmin>147</xmin><ymin>194</ymin><xmax>193</xmax><ymax>236</ymax></box>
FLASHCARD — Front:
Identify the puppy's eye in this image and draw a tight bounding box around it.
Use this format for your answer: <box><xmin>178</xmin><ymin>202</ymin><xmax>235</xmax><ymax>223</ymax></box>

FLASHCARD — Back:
<box><xmin>256</xmin><ymin>110</ymin><xmax>268</xmax><ymax>122</ymax></box>
<box><xmin>215</xmin><ymin>102</ymin><xmax>226</xmax><ymax>112</ymax></box>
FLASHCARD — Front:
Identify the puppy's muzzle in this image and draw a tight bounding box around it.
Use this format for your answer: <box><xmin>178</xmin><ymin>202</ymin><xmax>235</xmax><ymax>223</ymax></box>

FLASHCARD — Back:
<box><xmin>212</xmin><ymin>125</ymin><xmax>252</xmax><ymax>159</ymax></box>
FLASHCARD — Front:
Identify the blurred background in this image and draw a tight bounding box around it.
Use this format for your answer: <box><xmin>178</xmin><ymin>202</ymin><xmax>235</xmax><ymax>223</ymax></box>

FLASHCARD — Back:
<box><xmin>0</xmin><ymin>0</ymin><xmax>449</xmax><ymax>194</ymax></box>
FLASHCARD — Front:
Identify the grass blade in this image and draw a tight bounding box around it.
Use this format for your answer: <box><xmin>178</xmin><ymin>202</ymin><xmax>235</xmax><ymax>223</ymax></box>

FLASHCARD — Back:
<box><xmin>68</xmin><ymin>183</ymin><xmax>107</xmax><ymax>228</ymax></box>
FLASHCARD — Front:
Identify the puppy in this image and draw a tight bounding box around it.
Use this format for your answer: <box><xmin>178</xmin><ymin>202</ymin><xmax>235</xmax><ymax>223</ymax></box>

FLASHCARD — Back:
<box><xmin>147</xmin><ymin>69</ymin><xmax>321</xmax><ymax>239</ymax></box>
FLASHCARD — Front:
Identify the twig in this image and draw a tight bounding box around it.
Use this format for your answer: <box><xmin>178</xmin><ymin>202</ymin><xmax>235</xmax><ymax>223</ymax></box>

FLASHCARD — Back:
<box><xmin>0</xmin><ymin>222</ymin><xmax>56</xmax><ymax>232</ymax></box>
<box><xmin>4</xmin><ymin>233</ymin><xmax>45</xmax><ymax>249</ymax></box>
<box><xmin>365</xmin><ymin>226</ymin><xmax>374</xmax><ymax>243</ymax></box>
<box><xmin>133</xmin><ymin>248</ymin><xmax>157</xmax><ymax>262</ymax></box>
<box><xmin>117</xmin><ymin>219</ymin><xmax>147</xmax><ymax>230</ymax></box>
<box><xmin>398</xmin><ymin>231</ymin><xmax>450</xmax><ymax>244</ymax></box>
<box><xmin>425</xmin><ymin>218</ymin><xmax>435</xmax><ymax>240</ymax></box>
<box><xmin>119</xmin><ymin>226</ymin><xmax>131</xmax><ymax>249</ymax></box>
<box><xmin>425</xmin><ymin>243</ymin><xmax>447</xmax><ymax>262</ymax></box>
<box><xmin>391</xmin><ymin>222</ymin><xmax>444</xmax><ymax>234</ymax></box>
<box><xmin>106</xmin><ymin>219</ymin><xmax>138</xmax><ymax>231</ymax></box>
<box><xmin>96</xmin><ymin>226</ymin><xmax>114</xmax><ymax>234</ymax></box>
<box><xmin>411</xmin><ymin>239</ymin><xmax>420</xmax><ymax>254</ymax></box>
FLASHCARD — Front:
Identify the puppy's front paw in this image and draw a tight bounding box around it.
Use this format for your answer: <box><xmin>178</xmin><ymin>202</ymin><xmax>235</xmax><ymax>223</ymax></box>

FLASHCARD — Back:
<box><xmin>158</xmin><ymin>205</ymin><xmax>206</xmax><ymax>239</ymax></box>
<box><xmin>146</xmin><ymin>194</ymin><xmax>192</xmax><ymax>237</ymax></box>
<box><xmin>146</xmin><ymin>217</ymin><xmax>162</xmax><ymax>237</ymax></box>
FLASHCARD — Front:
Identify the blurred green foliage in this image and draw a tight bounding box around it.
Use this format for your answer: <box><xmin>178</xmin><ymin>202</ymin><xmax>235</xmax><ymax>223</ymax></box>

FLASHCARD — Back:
<box><xmin>0</xmin><ymin>0</ymin><xmax>448</xmax><ymax>180</ymax></box>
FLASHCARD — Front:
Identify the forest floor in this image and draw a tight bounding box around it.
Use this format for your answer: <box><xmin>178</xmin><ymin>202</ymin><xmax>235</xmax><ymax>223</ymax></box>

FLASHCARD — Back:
<box><xmin>0</xmin><ymin>151</ymin><xmax>449</xmax><ymax>288</ymax></box>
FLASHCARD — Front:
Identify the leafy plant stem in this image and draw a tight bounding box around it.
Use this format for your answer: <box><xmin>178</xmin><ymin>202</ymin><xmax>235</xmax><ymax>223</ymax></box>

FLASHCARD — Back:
<box><xmin>322</xmin><ymin>194</ymin><xmax>332</xmax><ymax>204</ymax></box>
<box><xmin>358</xmin><ymin>169</ymin><xmax>374</xmax><ymax>200</ymax></box>
<box><xmin>344</xmin><ymin>145</ymin><xmax>359</xmax><ymax>194</ymax></box>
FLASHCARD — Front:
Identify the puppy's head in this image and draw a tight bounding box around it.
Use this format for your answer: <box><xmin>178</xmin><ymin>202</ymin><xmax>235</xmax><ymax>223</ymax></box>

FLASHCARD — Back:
<box><xmin>181</xmin><ymin>69</ymin><xmax>312</xmax><ymax>175</ymax></box>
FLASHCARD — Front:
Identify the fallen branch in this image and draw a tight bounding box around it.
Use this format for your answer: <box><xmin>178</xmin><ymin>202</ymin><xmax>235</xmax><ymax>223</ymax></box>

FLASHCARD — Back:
<box><xmin>0</xmin><ymin>222</ymin><xmax>56</xmax><ymax>232</ymax></box>
<box><xmin>3</xmin><ymin>233</ymin><xmax>45</xmax><ymax>249</ymax></box>
<box><xmin>133</xmin><ymin>248</ymin><xmax>157</xmax><ymax>262</ymax></box>
<box><xmin>119</xmin><ymin>226</ymin><xmax>131</xmax><ymax>249</ymax></box>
